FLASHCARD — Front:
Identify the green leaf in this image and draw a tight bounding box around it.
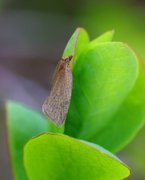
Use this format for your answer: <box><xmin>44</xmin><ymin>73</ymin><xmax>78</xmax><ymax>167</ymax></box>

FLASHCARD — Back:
<box><xmin>63</xmin><ymin>27</ymin><xmax>89</xmax><ymax>69</ymax></box>
<box><xmin>63</xmin><ymin>28</ymin><xmax>80</xmax><ymax>58</ymax></box>
<box><xmin>89</xmin><ymin>30</ymin><xmax>114</xmax><ymax>47</ymax></box>
<box><xmin>65</xmin><ymin>42</ymin><xmax>138</xmax><ymax>149</ymax></box>
<box><xmin>90</xmin><ymin>63</ymin><xmax>145</xmax><ymax>152</ymax></box>
<box><xmin>24</xmin><ymin>133</ymin><xmax>130</xmax><ymax>180</ymax></box>
<box><xmin>6</xmin><ymin>101</ymin><xmax>49</xmax><ymax>180</ymax></box>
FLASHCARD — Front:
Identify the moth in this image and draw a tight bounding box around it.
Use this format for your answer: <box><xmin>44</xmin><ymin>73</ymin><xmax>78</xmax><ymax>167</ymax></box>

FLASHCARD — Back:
<box><xmin>42</xmin><ymin>55</ymin><xmax>73</xmax><ymax>126</ymax></box>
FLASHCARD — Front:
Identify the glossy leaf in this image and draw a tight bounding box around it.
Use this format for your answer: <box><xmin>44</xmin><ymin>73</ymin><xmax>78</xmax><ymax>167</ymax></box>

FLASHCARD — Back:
<box><xmin>89</xmin><ymin>30</ymin><xmax>114</xmax><ymax>47</ymax></box>
<box><xmin>90</xmin><ymin>63</ymin><xmax>145</xmax><ymax>152</ymax></box>
<box><xmin>63</xmin><ymin>27</ymin><xmax>89</xmax><ymax>69</ymax></box>
<box><xmin>24</xmin><ymin>133</ymin><xmax>130</xmax><ymax>180</ymax></box>
<box><xmin>6</xmin><ymin>101</ymin><xmax>49</xmax><ymax>180</ymax></box>
<box><xmin>65</xmin><ymin>41</ymin><xmax>139</xmax><ymax>151</ymax></box>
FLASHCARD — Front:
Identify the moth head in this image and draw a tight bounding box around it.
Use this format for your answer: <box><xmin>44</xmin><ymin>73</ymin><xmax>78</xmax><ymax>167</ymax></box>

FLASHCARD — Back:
<box><xmin>59</xmin><ymin>55</ymin><xmax>73</xmax><ymax>71</ymax></box>
<box><xmin>63</xmin><ymin>55</ymin><xmax>73</xmax><ymax>63</ymax></box>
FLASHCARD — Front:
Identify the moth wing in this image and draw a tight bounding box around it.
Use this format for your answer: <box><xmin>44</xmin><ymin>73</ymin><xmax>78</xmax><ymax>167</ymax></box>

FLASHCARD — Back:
<box><xmin>42</xmin><ymin>62</ymin><xmax>72</xmax><ymax>126</ymax></box>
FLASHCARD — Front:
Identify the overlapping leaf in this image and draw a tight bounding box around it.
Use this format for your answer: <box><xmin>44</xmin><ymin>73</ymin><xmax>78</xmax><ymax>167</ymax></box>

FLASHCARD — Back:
<box><xmin>24</xmin><ymin>133</ymin><xmax>130</xmax><ymax>180</ymax></box>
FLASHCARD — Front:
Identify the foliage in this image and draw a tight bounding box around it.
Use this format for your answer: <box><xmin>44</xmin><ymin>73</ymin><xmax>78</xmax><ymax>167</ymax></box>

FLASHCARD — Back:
<box><xmin>6</xmin><ymin>28</ymin><xmax>145</xmax><ymax>180</ymax></box>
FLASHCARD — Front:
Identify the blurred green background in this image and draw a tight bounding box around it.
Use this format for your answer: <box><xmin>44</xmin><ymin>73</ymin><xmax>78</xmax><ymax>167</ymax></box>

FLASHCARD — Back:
<box><xmin>0</xmin><ymin>0</ymin><xmax>145</xmax><ymax>179</ymax></box>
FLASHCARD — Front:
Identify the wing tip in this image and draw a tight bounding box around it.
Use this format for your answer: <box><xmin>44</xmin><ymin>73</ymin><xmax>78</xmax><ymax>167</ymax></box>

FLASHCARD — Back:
<box><xmin>42</xmin><ymin>103</ymin><xmax>65</xmax><ymax>127</ymax></box>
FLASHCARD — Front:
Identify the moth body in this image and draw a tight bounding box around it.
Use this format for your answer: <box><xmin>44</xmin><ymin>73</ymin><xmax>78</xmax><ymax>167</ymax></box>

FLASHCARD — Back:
<box><xmin>42</xmin><ymin>56</ymin><xmax>73</xmax><ymax>126</ymax></box>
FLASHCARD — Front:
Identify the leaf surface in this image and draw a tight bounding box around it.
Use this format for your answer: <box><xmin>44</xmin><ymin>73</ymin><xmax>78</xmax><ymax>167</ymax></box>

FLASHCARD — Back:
<box><xmin>24</xmin><ymin>133</ymin><xmax>130</xmax><ymax>180</ymax></box>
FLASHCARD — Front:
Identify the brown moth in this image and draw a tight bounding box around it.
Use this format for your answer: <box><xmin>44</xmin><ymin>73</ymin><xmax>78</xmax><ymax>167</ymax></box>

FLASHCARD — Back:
<box><xmin>42</xmin><ymin>55</ymin><xmax>73</xmax><ymax>126</ymax></box>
